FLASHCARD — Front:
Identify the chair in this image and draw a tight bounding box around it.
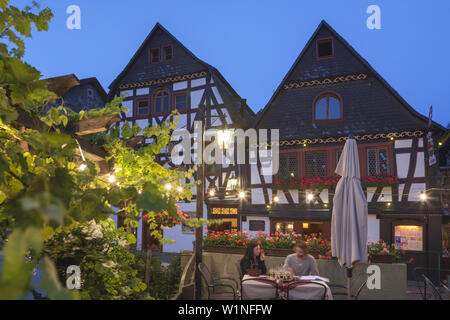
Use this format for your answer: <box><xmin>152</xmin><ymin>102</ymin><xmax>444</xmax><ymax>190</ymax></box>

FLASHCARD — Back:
<box><xmin>241</xmin><ymin>277</ymin><xmax>279</xmax><ymax>300</ymax></box>
<box><xmin>235</xmin><ymin>260</ymin><xmax>244</xmax><ymax>298</ymax></box>
<box><xmin>198</xmin><ymin>262</ymin><xmax>239</xmax><ymax>300</ymax></box>
<box><xmin>422</xmin><ymin>274</ymin><xmax>444</xmax><ymax>300</ymax></box>
<box><xmin>286</xmin><ymin>281</ymin><xmax>328</xmax><ymax>300</ymax></box>
<box><xmin>328</xmin><ymin>279</ymin><xmax>367</xmax><ymax>300</ymax></box>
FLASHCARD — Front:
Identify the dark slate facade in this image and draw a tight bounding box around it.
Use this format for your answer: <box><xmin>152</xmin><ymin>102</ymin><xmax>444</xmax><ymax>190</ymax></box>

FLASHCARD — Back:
<box><xmin>63</xmin><ymin>78</ymin><xmax>107</xmax><ymax>113</ymax></box>
<box><xmin>255</xmin><ymin>21</ymin><xmax>441</xmax><ymax>141</ymax></box>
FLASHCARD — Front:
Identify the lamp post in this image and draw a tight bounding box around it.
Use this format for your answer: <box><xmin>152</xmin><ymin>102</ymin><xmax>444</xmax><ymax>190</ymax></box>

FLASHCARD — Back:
<box><xmin>194</xmin><ymin>104</ymin><xmax>233</xmax><ymax>300</ymax></box>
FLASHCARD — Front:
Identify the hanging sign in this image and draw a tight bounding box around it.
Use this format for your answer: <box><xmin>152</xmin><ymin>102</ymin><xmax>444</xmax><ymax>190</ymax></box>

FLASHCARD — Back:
<box><xmin>427</xmin><ymin>132</ymin><xmax>437</xmax><ymax>166</ymax></box>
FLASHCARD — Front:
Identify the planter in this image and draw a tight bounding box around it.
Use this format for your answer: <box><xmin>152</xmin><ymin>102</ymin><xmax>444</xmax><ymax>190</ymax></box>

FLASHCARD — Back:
<box><xmin>205</xmin><ymin>246</ymin><xmax>246</xmax><ymax>255</ymax></box>
<box><xmin>370</xmin><ymin>254</ymin><xmax>394</xmax><ymax>264</ymax></box>
<box><xmin>264</xmin><ymin>248</ymin><xmax>294</xmax><ymax>257</ymax></box>
<box><xmin>71</xmin><ymin>114</ymin><xmax>121</xmax><ymax>135</ymax></box>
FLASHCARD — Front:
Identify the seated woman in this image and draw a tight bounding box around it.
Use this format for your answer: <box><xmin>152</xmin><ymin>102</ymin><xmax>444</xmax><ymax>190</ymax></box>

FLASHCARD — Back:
<box><xmin>240</xmin><ymin>242</ymin><xmax>267</xmax><ymax>276</ymax></box>
<box><xmin>283</xmin><ymin>241</ymin><xmax>319</xmax><ymax>277</ymax></box>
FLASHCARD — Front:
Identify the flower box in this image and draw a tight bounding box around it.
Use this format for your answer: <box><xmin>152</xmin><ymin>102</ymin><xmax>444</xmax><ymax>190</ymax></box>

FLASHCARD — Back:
<box><xmin>205</xmin><ymin>246</ymin><xmax>246</xmax><ymax>255</ymax></box>
<box><xmin>71</xmin><ymin>114</ymin><xmax>121</xmax><ymax>136</ymax></box>
<box><xmin>370</xmin><ymin>254</ymin><xmax>394</xmax><ymax>264</ymax></box>
<box><xmin>264</xmin><ymin>248</ymin><xmax>294</xmax><ymax>257</ymax></box>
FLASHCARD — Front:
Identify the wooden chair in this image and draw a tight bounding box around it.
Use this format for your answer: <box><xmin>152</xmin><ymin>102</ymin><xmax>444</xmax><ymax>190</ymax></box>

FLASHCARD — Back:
<box><xmin>328</xmin><ymin>279</ymin><xmax>367</xmax><ymax>300</ymax></box>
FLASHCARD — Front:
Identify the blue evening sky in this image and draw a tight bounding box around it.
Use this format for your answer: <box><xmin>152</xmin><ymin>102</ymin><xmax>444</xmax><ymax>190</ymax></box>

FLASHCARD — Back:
<box><xmin>18</xmin><ymin>0</ymin><xmax>450</xmax><ymax>126</ymax></box>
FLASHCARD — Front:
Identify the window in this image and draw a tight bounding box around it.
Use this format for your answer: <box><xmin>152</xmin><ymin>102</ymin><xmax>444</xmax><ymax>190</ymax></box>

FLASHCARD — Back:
<box><xmin>135</xmin><ymin>99</ymin><xmax>149</xmax><ymax>117</ymax></box>
<box><xmin>279</xmin><ymin>153</ymin><xmax>298</xmax><ymax>180</ymax></box>
<box><xmin>174</xmin><ymin>93</ymin><xmax>188</xmax><ymax>112</ymax></box>
<box><xmin>314</xmin><ymin>93</ymin><xmax>342</xmax><ymax>121</ymax></box>
<box><xmin>211</xmin><ymin>207</ymin><xmax>238</xmax><ymax>215</ymax></box>
<box><xmin>150</xmin><ymin>48</ymin><xmax>160</xmax><ymax>64</ymax></box>
<box><xmin>336</xmin><ymin>150</ymin><xmax>342</xmax><ymax>166</ymax></box>
<box><xmin>153</xmin><ymin>89</ymin><xmax>170</xmax><ymax>114</ymax></box>
<box><xmin>275</xmin><ymin>221</ymin><xmax>294</xmax><ymax>234</ymax></box>
<box><xmin>163</xmin><ymin>46</ymin><xmax>173</xmax><ymax>61</ymax></box>
<box><xmin>317</xmin><ymin>38</ymin><xmax>333</xmax><ymax>59</ymax></box>
<box><xmin>367</xmin><ymin>148</ymin><xmax>389</xmax><ymax>176</ymax></box>
<box><xmin>249</xmin><ymin>220</ymin><xmax>266</xmax><ymax>232</ymax></box>
<box><xmin>305</xmin><ymin>151</ymin><xmax>327</xmax><ymax>176</ymax></box>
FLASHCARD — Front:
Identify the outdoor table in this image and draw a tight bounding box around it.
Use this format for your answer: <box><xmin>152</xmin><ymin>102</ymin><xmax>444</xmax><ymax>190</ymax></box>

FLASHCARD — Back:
<box><xmin>241</xmin><ymin>275</ymin><xmax>333</xmax><ymax>300</ymax></box>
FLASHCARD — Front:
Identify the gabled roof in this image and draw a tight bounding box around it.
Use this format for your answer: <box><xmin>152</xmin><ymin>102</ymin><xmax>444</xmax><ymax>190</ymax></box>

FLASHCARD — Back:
<box><xmin>108</xmin><ymin>22</ymin><xmax>255</xmax><ymax>119</ymax></box>
<box><xmin>79</xmin><ymin>77</ymin><xmax>107</xmax><ymax>102</ymax></box>
<box><xmin>254</xmin><ymin>20</ymin><xmax>446</xmax><ymax>133</ymax></box>
<box><xmin>46</xmin><ymin>74</ymin><xmax>80</xmax><ymax>97</ymax></box>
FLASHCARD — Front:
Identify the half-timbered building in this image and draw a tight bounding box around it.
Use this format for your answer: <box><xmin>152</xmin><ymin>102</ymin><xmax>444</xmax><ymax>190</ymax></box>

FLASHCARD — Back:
<box><xmin>108</xmin><ymin>23</ymin><xmax>255</xmax><ymax>252</ymax></box>
<box><xmin>243</xmin><ymin>20</ymin><xmax>447</xmax><ymax>277</ymax></box>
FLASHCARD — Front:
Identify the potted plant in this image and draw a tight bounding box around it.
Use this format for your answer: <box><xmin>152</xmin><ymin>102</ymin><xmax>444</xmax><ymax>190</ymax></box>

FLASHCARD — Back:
<box><xmin>367</xmin><ymin>240</ymin><xmax>405</xmax><ymax>263</ymax></box>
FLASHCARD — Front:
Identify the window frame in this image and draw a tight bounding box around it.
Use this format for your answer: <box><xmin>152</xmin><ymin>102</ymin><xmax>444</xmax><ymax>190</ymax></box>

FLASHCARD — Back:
<box><xmin>312</xmin><ymin>91</ymin><xmax>343</xmax><ymax>123</ymax></box>
<box><xmin>366</xmin><ymin>147</ymin><xmax>390</xmax><ymax>176</ymax></box>
<box><xmin>316</xmin><ymin>37</ymin><xmax>334</xmax><ymax>60</ymax></box>
<box><xmin>173</xmin><ymin>91</ymin><xmax>189</xmax><ymax>114</ymax></box>
<box><xmin>149</xmin><ymin>47</ymin><xmax>160</xmax><ymax>64</ymax></box>
<box><xmin>134</xmin><ymin>97</ymin><xmax>150</xmax><ymax>119</ymax></box>
<box><xmin>152</xmin><ymin>88</ymin><xmax>171</xmax><ymax>116</ymax></box>
<box><xmin>162</xmin><ymin>45</ymin><xmax>173</xmax><ymax>62</ymax></box>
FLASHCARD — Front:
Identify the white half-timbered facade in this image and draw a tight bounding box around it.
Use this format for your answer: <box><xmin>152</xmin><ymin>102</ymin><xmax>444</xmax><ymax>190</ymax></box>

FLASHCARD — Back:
<box><xmin>108</xmin><ymin>23</ymin><xmax>254</xmax><ymax>252</ymax></box>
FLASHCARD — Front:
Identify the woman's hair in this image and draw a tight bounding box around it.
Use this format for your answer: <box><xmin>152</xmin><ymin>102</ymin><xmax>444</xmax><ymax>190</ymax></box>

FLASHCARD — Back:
<box><xmin>243</xmin><ymin>241</ymin><xmax>260</xmax><ymax>261</ymax></box>
<box><xmin>293</xmin><ymin>240</ymin><xmax>309</xmax><ymax>254</ymax></box>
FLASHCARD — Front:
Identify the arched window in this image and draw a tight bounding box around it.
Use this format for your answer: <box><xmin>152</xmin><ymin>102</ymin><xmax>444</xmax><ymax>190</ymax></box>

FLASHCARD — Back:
<box><xmin>313</xmin><ymin>93</ymin><xmax>342</xmax><ymax>121</ymax></box>
<box><xmin>153</xmin><ymin>89</ymin><xmax>170</xmax><ymax>115</ymax></box>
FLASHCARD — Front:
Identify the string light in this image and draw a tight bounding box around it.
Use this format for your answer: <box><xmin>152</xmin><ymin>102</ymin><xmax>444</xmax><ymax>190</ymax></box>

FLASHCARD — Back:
<box><xmin>177</xmin><ymin>187</ymin><xmax>183</xmax><ymax>192</ymax></box>
<box><xmin>165</xmin><ymin>183</ymin><xmax>172</xmax><ymax>191</ymax></box>
<box><xmin>138</xmin><ymin>189</ymin><xmax>142</xmax><ymax>194</ymax></box>
<box><xmin>420</xmin><ymin>192</ymin><xmax>427</xmax><ymax>201</ymax></box>
<box><xmin>273</xmin><ymin>196</ymin><xmax>280</xmax><ymax>203</ymax></box>
<box><xmin>108</xmin><ymin>174</ymin><xmax>116</xmax><ymax>183</ymax></box>
<box><xmin>209</xmin><ymin>189</ymin><xmax>215</xmax><ymax>197</ymax></box>
<box><xmin>79</xmin><ymin>163</ymin><xmax>87</xmax><ymax>171</ymax></box>
<box><xmin>239</xmin><ymin>191</ymin><xmax>245</xmax><ymax>199</ymax></box>
<box><xmin>306</xmin><ymin>193</ymin><xmax>314</xmax><ymax>201</ymax></box>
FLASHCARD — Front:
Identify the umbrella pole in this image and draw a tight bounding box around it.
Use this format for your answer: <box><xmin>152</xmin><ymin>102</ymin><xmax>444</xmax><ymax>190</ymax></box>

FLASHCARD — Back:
<box><xmin>347</xmin><ymin>268</ymin><xmax>353</xmax><ymax>300</ymax></box>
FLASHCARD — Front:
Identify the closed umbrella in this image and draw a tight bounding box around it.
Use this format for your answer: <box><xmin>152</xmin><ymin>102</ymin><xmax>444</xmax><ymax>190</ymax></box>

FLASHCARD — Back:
<box><xmin>331</xmin><ymin>135</ymin><xmax>368</xmax><ymax>299</ymax></box>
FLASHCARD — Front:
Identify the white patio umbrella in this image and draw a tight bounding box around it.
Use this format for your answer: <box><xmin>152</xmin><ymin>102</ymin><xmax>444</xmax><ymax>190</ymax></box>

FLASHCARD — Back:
<box><xmin>331</xmin><ymin>134</ymin><xmax>368</xmax><ymax>299</ymax></box>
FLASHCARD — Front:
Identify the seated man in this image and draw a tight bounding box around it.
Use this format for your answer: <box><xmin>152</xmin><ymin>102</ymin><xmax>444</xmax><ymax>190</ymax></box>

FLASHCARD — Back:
<box><xmin>283</xmin><ymin>241</ymin><xmax>319</xmax><ymax>277</ymax></box>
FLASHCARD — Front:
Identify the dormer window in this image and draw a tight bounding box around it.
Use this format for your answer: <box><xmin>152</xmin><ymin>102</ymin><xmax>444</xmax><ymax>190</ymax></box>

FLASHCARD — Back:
<box><xmin>150</xmin><ymin>48</ymin><xmax>160</xmax><ymax>64</ymax></box>
<box><xmin>163</xmin><ymin>45</ymin><xmax>173</xmax><ymax>61</ymax></box>
<box><xmin>313</xmin><ymin>92</ymin><xmax>342</xmax><ymax>122</ymax></box>
<box><xmin>316</xmin><ymin>38</ymin><xmax>333</xmax><ymax>59</ymax></box>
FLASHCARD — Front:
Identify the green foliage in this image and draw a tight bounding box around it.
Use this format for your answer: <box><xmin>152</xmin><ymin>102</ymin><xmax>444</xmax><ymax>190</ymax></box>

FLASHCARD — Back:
<box><xmin>131</xmin><ymin>252</ymin><xmax>182</xmax><ymax>300</ymax></box>
<box><xmin>43</xmin><ymin>219</ymin><xmax>150</xmax><ymax>300</ymax></box>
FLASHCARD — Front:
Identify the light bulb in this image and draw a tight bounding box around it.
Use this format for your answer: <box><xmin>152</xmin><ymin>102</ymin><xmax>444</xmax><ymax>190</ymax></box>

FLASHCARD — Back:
<box><xmin>165</xmin><ymin>183</ymin><xmax>172</xmax><ymax>191</ymax></box>
<box><xmin>306</xmin><ymin>193</ymin><xmax>314</xmax><ymax>201</ymax></box>
<box><xmin>108</xmin><ymin>175</ymin><xmax>116</xmax><ymax>183</ymax></box>
<box><xmin>79</xmin><ymin>163</ymin><xmax>87</xmax><ymax>171</ymax></box>
<box><xmin>177</xmin><ymin>187</ymin><xmax>183</xmax><ymax>192</ymax></box>
<box><xmin>420</xmin><ymin>192</ymin><xmax>427</xmax><ymax>201</ymax></box>
<box><xmin>209</xmin><ymin>189</ymin><xmax>215</xmax><ymax>197</ymax></box>
<box><xmin>239</xmin><ymin>191</ymin><xmax>245</xmax><ymax>199</ymax></box>
<box><xmin>273</xmin><ymin>196</ymin><xmax>280</xmax><ymax>203</ymax></box>
<box><xmin>138</xmin><ymin>189</ymin><xmax>142</xmax><ymax>194</ymax></box>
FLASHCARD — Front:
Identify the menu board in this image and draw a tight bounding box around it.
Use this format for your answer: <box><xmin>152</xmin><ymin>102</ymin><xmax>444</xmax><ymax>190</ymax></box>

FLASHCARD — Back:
<box><xmin>394</xmin><ymin>225</ymin><xmax>423</xmax><ymax>251</ymax></box>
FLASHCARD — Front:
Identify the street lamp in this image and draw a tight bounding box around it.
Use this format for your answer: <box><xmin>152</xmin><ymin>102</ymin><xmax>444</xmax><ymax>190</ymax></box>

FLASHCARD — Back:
<box><xmin>194</xmin><ymin>103</ymin><xmax>233</xmax><ymax>300</ymax></box>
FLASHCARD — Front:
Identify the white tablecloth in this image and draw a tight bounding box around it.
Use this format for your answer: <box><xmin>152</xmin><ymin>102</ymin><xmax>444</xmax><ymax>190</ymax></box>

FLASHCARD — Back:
<box><xmin>242</xmin><ymin>275</ymin><xmax>333</xmax><ymax>300</ymax></box>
